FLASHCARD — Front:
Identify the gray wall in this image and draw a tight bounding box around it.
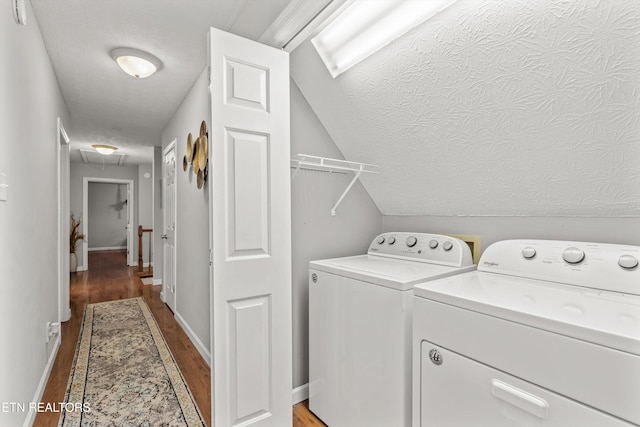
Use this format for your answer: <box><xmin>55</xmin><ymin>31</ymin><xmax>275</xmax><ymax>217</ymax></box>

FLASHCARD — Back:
<box><xmin>161</xmin><ymin>69</ymin><xmax>211</xmax><ymax>357</ymax></box>
<box><xmin>70</xmin><ymin>162</ymin><xmax>139</xmax><ymax>269</ymax></box>
<box><xmin>88</xmin><ymin>182</ymin><xmax>128</xmax><ymax>249</ymax></box>
<box><xmin>0</xmin><ymin>1</ymin><xmax>70</xmax><ymax>424</ymax></box>
<box><xmin>383</xmin><ymin>216</ymin><xmax>640</xmax><ymax>253</ymax></box>
<box><xmin>290</xmin><ymin>81</ymin><xmax>383</xmax><ymax>388</ymax></box>
<box><xmin>138</xmin><ymin>163</ymin><xmax>153</xmax><ymax>265</ymax></box>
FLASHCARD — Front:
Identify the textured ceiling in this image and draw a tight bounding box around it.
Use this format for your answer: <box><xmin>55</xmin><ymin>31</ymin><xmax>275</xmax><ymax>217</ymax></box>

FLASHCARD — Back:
<box><xmin>291</xmin><ymin>0</ymin><xmax>640</xmax><ymax>217</ymax></box>
<box><xmin>31</xmin><ymin>0</ymin><xmax>292</xmax><ymax>164</ymax></box>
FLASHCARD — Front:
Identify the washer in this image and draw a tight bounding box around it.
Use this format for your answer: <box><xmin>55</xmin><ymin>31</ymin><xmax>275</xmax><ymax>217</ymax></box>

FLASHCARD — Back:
<box><xmin>309</xmin><ymin>232</ymin><xmax>475</xmax><ymax>427</ymax></box>
<box><xmin>413</xmin><ymin>239</ymin><xmax>640</xmax><ymax>426</ymax></box>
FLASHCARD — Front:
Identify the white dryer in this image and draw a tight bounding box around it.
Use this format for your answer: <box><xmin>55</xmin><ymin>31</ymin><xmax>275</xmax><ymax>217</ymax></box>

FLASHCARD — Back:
<box><xmin>413</xmin><ymin>239</ymin><xmax>640</xmax><ymax>426</ymax></box>
<box><xmin>309</xmin><ymin>232</ymin><xmax>475</xmax><ymax>427</ymax></box>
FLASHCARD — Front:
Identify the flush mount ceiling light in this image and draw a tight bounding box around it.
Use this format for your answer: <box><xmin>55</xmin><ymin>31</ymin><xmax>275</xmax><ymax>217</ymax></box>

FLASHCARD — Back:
<box><xmin>92</xmin><ymin>144</ymin><xmax>118</xmax><ymax>155</ymax></box>
<box><xmin>110</xmin><ymin>48</ymin><xmax>162</xmax><ymax>79</ymax></box>
<box><xmin>312</xmin><ymin>0</ymin><xmax>458</xmax><ymax>78</ymax></box>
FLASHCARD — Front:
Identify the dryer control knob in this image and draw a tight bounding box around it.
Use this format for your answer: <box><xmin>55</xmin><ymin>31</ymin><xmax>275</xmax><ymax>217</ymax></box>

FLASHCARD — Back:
<box><xmin>522</xmin><ymin>247</ymin><xmax>536</xmax><ymax>259</ymax></box>
<box><xmin>377</xmin><ymin>236</ymin><xmax>385</xmax><ymax>244</ymax></box>
<box><xmin>443</xmin><ymin>241</ymin><xmax>453</xmax><ymax>251</ymax></box>
<box><xmin>618</xmin><ymin>254</ymin><xmax>638</xmax><ymax>269</ymax></box>
<box><xmin>388</xmin><ymin>237</ymin><xmax>396</xmax><ymax>245</ymax></box>
<box><xmin>406</xmin><ymin>236</ymin><xmax>418</xmax><ymax>247</ymax></box>
<box><xmin>562</xmin><ymin>247</ymin><xmax>585</xmax><ymax>264</ymax></box>
<box><xmin>429</xmin><ymin>239</ymin><xmax>439</xmax><ymax>249</ymax></box>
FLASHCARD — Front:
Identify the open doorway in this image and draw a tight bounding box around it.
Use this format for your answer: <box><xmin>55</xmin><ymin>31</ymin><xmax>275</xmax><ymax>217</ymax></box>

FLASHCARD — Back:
<box><xmin>82</xmin><ymin>177</ymin><xmax>135</xmax><ymax>270</ymax></box>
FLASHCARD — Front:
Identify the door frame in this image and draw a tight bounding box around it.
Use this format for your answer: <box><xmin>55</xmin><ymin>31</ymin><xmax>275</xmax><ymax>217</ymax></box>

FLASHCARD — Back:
<box><xmin>57</xmin><ymin>118</ymin><xmax>71</xmax><ymax>322</ymax></box>
<box><xmin>161</xmin><ymin>140</ymin><xmax>177</xmax><ymax>305</ymax></box>
<box><xmin>82</xmin><ymin>177</ymin><xmax>135</xmax><ymax>269</ymax></box>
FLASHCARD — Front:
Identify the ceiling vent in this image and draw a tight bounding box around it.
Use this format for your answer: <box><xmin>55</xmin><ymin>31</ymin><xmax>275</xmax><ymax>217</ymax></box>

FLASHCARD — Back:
<box><xmin>80</xmin><ymin>149</ymin><xmax>126</xmax><ymax>166</ymax></box>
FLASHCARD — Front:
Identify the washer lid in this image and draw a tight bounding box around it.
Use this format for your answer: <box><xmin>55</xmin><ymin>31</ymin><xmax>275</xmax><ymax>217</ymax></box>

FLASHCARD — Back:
<box><xmin>310</xmin><ymin>255</ymin><xmax>476</xmax><ymax>291</ymax></box>
<box><xmin>414</xmin><ymin>272</ymin><xmax>640</xmax><ymax>355</ymax></box>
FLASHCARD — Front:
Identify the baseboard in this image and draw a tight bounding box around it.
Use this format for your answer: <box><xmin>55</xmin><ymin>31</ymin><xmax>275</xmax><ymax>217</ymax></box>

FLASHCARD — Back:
<box><xmin>23</xmin><ymin>335</ymin><xmax>61</xmax><ymax>427</ymax></box>
<box><xmin>153</xmin><ymin>279</ymin><xmax>162</xmax><ymax>286</ymax></box>
<box><xmin>175</xmin><ymin>312</ymin><xmax>211</xmax><ymax>367</ymax></box>
<box><xmin>88</xmin><ymin>246</ymin><xmax>127</xmax><ymax>251</ymax></box>
<box><xmin>292</xmin><ymin>383</ymin><xmax>309</xmax><ymax>404</ymax></box>
<box><xmin>76</xmin><ymin>265</ymin><xmax>87</xmax><ymax>272</ymax></box>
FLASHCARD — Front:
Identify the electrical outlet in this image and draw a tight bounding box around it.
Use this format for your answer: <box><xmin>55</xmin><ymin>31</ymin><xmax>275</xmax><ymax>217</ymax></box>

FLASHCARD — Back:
<box><xmin>46</xmin><ymin>321</ymin><xmax>61</xmax><ymax>343</ymax></box>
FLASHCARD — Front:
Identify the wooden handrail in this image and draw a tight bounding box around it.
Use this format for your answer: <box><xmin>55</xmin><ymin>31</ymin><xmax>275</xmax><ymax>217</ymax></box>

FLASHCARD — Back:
<box><xmin>138</xmin><ymin>225</ymin><xmax>153</xmax><ymax>278</ymax></box>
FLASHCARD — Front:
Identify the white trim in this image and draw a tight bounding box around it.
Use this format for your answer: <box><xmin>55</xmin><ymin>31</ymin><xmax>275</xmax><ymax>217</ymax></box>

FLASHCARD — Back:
<box><xmin>154</xmin><ymin>279</ymin><xmax>163</xmax><ymax>286</ymax></box>
<box><xmin>23</xmin><ymin>335</ymin><xmax>61</xmax><ymax>427</ymax></box>
<box><xmin>292</xmin><ymin>383</ymin><xmax>309</xmax><ymax>404</ymax></box>
<box><xmin>57</xmin><ymin>117</ymin><xmax>71</xmax><ymax>323</ymax></box>
<box><xmin>88</xmin><ymin>246</ymin><xmax>127</xmax><ymax>252</ymax></box>
<box><xmin>175</xmin><ymin>312</ymin><xmax>211</xmax><ymax>366</ymax></box>
<box><xmin>82</xmin><ymin>177</ymin><xmax>135</xmax><ymax>269</ymax></box>
<box><xmin>76</xmin><ymin>265</ymin><xmax>87</xmax><ymax>272</ymax></box>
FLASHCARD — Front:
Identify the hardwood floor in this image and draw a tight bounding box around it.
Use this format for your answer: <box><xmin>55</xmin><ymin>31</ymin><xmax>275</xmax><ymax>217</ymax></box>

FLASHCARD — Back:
<box><xmin>34</xmin><ymin>249</ymin><xmax>325</xmax><ymax>427</ymax></box>
<box><xmin>34</xmin><ymin>250</ymin><xmax>211</xmax><ymax>426</ymax></box>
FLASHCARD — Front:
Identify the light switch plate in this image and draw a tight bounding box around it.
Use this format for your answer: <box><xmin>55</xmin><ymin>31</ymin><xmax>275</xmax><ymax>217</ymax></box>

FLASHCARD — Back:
<box><xmin>0</xmin><ymin>173</ymin><xmax>7</xmax><ymax>202</ymax></box>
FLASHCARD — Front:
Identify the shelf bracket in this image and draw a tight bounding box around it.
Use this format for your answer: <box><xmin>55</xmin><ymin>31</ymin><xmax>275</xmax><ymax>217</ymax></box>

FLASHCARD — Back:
<box><xmin>331</xmin><ymin>169</ymin><xmax>362</xmax><ymax>216</ymax></box>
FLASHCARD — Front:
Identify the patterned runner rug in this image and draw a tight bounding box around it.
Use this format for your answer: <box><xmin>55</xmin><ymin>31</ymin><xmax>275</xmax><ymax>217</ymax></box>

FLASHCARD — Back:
<box><xmin>59</xmin><ymin>297</ymin><xmax>205</xmax><ymax>426</ymax></box>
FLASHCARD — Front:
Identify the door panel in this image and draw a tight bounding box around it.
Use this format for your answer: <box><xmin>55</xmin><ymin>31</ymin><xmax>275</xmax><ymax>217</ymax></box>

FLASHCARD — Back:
<box><xmin>209</xmin><ymin>28</ymin><xmax>292</xmax><ymax>427</ymax></box>
<box><xmin>226</xmin><ymin>129</ymin><xmax>271</xmax><ymax>258</ymax></box>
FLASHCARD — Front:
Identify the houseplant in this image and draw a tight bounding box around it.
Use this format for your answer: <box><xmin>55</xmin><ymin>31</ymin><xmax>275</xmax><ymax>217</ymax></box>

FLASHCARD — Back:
<box><xmin>70</xmin><ymin>214</ymin><xmax>85</xmax><ymax>273</ymax></box>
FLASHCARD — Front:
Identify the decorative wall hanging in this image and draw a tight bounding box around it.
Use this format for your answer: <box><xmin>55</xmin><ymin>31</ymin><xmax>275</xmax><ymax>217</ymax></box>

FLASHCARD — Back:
<box><xmin>182</xmin><ymin>121</ymin><xmax>208</xmax><ymax>189</ymax></box>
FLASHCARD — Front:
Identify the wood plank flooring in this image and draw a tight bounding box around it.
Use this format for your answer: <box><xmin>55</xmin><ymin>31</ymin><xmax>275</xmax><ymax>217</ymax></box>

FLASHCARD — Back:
<box><xmin>34</xmin><ymin>249</ymin><xmax>325</xmax><ymax>427</ymax></box>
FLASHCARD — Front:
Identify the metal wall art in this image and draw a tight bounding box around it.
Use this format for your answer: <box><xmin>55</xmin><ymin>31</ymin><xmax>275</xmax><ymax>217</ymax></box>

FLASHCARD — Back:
<box><xmin>182</xmin><ymin>120</ymin><xmax>209</xmax><ymax>189</ymax></box>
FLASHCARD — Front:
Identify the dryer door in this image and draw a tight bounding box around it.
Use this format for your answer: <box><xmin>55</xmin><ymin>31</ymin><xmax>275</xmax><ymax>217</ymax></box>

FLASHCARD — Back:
<box><xmin>419</xmin><ymin>341</ymin><xmax>633</xmax><ymax>427</ymax></box>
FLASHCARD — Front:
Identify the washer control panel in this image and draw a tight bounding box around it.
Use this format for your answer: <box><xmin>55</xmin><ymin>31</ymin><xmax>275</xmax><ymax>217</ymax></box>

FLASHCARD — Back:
<box><xmin>479</xmin><ymin>240</ymin><xmax>640</xmax><ymax>295</ymax></box>
<box><xmin>368</xmin><ymin>232</ymin><xmax>474</xmax><ymax>267</ymax></box>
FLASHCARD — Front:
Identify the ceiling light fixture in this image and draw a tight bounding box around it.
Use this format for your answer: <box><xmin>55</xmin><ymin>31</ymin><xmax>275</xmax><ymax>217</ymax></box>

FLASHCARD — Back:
<box><xmin>92</xmin><ymin>144</ymin><xmax>118</xmax><ymax>155</ymax></box>
<box><xmin>110</xmin><ymin>48</ymin><xmax>162</xmax><ymax>79</ymax></box>
<box><xmin>312</xmin><ymin>0</ymin><xmax>458</xmax><ymax>78</ymax></box>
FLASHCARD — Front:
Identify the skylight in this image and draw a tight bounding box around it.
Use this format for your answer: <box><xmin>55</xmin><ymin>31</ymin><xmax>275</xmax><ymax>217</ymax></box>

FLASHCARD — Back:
<box><xmin>311</xmin><ymin>0</ymin><xmax>457</xmax><ymax>78</ymax></box>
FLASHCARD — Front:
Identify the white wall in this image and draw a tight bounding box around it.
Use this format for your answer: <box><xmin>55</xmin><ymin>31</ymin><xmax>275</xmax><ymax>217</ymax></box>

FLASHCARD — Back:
<box><xmin>88</xmin><ymin>182</ymin><xmax>128</xmax><ymax>249</ymax></box>
<box><xmin>290</xmin><ymin>81</ymin><xmax>382</xmax><ymax>388</ymax></box>
<box><xmin>0</xmin><ymin>2</ymin><xmax>70</xmax><ymax>425</ymax></box>
<box><xmin>291</xmin><ymin>0</ymin><xmax>640</xmax><ymax>218</ymax></box>
<box><xmin>161</xmin><ymin>69</ymin><xmax>211</xmax><ymax>359</ymax></box>
<box><xmin>70</xmin><ymin>162</ymin><xmax>139</xmax><ymax>269</ymax></box>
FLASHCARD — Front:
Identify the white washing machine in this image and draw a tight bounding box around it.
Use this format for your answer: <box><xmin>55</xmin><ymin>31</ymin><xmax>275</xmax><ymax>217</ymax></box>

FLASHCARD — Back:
<box><xmin>309</xmin><ymin>232</ymin><xmax>475</xmax><ymax>427</ymax></box>
<box><xmin>412</xmin><ymin>239</ymin><xmax>640</xmax><ymax>426</ymax></box>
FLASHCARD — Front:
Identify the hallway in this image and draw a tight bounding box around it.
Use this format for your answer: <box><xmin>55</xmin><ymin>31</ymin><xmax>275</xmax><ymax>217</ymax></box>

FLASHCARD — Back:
<box><xmin>35</xmin><ymin>250</ymin><xmax>211</xmax><ymax>426</ymax></box>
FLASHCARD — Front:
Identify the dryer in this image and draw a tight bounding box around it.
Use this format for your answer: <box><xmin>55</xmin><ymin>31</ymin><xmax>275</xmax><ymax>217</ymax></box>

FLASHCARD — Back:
<box><xmin>309</xmin><ymin>232</ymin><xmax>475</xmax><ymax>427</ymax></box>
<box><xmin>413</xmin><ymin>239</ymin><xmax>640</xmax><ymax>426</ymax></box>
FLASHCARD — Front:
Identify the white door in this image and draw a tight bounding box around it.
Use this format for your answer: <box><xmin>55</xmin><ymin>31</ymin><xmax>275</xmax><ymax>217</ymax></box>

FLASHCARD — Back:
<box><xmin>162</xmin><ymin>142</ymin><xmax>177</xmax><ymax>311</ymax></box>
<box><xmin>209</xmin><ymin>28</ymin><xmax>292</xmax><ymax>426</ymax></box>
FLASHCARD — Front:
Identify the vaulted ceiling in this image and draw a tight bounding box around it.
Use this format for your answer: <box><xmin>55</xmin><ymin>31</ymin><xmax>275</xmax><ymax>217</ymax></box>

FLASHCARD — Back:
<box><xmin>292</xmin><ymin>0</ymin><xmax>640</xmax><ymax>216</ymax></box>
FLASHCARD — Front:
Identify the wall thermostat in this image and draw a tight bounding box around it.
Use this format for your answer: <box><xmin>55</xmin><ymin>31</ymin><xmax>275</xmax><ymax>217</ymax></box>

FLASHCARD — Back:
<box><xmin>13</xmin><ymin>0</ymin><xmax>27</xmax><ymax>25</ymax></box>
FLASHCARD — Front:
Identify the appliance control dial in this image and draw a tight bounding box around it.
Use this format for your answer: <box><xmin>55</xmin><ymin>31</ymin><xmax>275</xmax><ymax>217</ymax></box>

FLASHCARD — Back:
<box><xmin>443</xmin><ymin>241</ymin><xmax>453</xmax><ymax>251</ymax></box>
<box><xmin>429</xmin><ymin>239</ymin><xmax>438</xmax><ymax>249</ymax></box>
<box><xmin>388</xmin><ymin>237</ymin><xmax>396</xmax><ymax>245</ymax></box>
<box><xmin>522</xmin><ymin>247</ymin><xmax>536</xmax><ymax>259</ymax></box>
<box><xmin>377</xmin><ymin>236</ymin><xmax>385</xmax><ymax>245</ymax></box>
<box><xmin>406</xmin><ymin>236</ymin><xmax>418</xmax><ymax>247</ymax></box>
<box><xmin>562</xmin><ymin>247</ymin><xmax>585</xmax><ymax>264</ymax></box>
<box><xmin>618</xmin><ymin>254</ymin><xmax>638</xmax><ymax>269</ymax></box>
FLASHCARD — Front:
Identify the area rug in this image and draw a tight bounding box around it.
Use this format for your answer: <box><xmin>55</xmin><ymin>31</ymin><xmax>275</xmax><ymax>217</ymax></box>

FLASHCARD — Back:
<box><xmin>58</xmin><ymin>297</ymin><xmax>205</xmax><ymax>427</ymax></box>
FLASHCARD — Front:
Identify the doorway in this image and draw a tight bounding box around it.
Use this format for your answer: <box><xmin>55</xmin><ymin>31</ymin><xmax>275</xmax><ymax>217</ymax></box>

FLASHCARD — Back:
<box><xmin>82</xmin><ymin>177</ymin><xmax>135</xmax><ymax>270</ymax></box>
